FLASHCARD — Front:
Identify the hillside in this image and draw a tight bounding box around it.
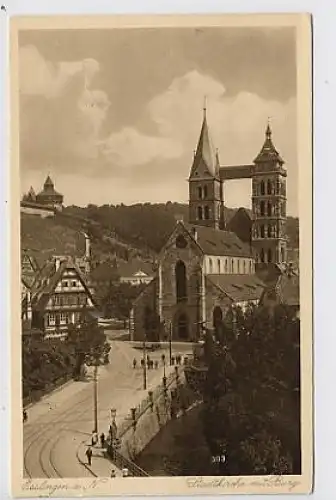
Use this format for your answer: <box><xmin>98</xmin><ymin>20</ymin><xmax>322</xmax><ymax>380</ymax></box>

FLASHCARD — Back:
<box><xmin>21</xmin><ymin>204</ymin><xmax>299</xmax><ymax>268</ymax></box>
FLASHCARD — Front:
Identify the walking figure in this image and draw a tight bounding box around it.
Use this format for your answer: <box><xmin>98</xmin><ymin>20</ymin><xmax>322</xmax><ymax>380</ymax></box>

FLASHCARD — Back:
<box><xmin>133</xmin><ymin>358</ymin><xmax>137</xmax><ymax>369</ymax></box>
<box><xmin>23</xmin><ymin>410</ymin><xmax>28</xmax><ymax>423</ymax></box>
<box><xmin>147</xmin><ymin>358</ymin><xmax>151</xmax><ymax>370</ymax></box>
<box><xmin>140</xmin><ymin>359</ymin><xmax>144</xmax><ymax>368</ymax></box>
<box><xmin>86</xmin><ymin>446</ymin><xmax>93</xmax><ymax>465</ymax></box>
<box><xmin>100</xmin><ymin>432</ymin><xmax>105</xmax><ymax>448</ymax></box>
<box><xmin>92</xmin><ymin>430</ymin><xmax>98</xmax><ymax>446</ymax></box>
<box><xmin>154</xmin><ymin>360</ymin><xmax>159</xmax><ymax>370</ymax></box>
<box><xmin>150</xmin><ymin>359</ymin><xmax>154</xmax><ymax>370</ymax></box>
<box><xmin>171</xmin><ymin>356</ymin><xmax>175</xmax><ymax>365</ymax></box>
<box><xmin>111</xmin><ymin>469</ymin><xmax>116</xmax><ymax>478</ymax></box>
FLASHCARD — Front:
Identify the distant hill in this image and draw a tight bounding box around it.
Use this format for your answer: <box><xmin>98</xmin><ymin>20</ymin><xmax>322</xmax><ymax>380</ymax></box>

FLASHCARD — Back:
<box><xmin>21</xmin><ymin>203</ymin><xmax>299</xmax><ymax>268</ymax></box>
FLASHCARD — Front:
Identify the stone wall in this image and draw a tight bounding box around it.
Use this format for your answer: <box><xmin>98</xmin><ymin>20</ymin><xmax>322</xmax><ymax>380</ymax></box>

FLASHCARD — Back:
<box><xmin>112</xmin><ymin>368</ymin><xmax>198</xmax><ymax>463</ymax></box>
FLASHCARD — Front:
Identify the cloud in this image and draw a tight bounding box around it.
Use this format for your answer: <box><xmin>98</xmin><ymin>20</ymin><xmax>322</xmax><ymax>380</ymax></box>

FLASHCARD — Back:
<box><xmin>98</xmin><ymin>70</ymin><xmax>296</xmax><ymax>212</ymax></box>
<box><xmin>20</xmin><ymin>55</ymin><xmax>297</xmax><ymax>213</ymax></box>
<box><xmin>20</xmin><ymin>45</ymin><xmax>110</xmax><ymax>167</ymax></box>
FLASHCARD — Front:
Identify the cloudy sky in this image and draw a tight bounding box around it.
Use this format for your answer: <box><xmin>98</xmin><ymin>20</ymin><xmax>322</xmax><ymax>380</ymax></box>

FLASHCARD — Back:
<box><xmin>19</xmin><ymin>27</ymin><xmax>297</xmax><ymax>215</ymax></box>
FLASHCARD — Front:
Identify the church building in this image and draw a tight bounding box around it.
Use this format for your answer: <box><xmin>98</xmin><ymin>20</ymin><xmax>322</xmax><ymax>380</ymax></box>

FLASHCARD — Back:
<box><xmin>131</xmin><ymin>107</ymin><xmax>293</xmax><ymax>342</ymax></box>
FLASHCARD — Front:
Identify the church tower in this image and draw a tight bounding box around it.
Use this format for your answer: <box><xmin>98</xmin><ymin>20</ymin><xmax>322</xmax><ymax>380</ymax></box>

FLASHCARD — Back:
<box><xmin>188</xmin><ymin>106</ymin><xmax>224</xmax><ymax>229</ymax></box>
<box><xmin>252</xmin><ymin>123</ymin><xmax>287</xmax><ymax>265</ymax></box>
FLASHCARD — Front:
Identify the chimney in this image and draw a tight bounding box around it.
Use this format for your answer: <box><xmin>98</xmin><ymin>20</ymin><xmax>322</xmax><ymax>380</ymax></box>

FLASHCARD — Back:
<box><xmin>191</xmin><ymin>227</ymin><xmax>198</xmax><ymax>241</ymax></box>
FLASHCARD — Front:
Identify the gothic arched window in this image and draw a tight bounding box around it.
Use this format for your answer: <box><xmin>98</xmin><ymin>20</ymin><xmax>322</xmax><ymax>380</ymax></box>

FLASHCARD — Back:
<box><xmin>197</xmin><ymin>206</ymin><xmax>203</xmax><ymax>220</ymax></box>
<box><xmin>204</xmin><ymin>206</ymin><xmax>210</xmax><ymax>219</ymax></box>
<box><xmin>203</xmin><ymin>186</ymin><xmax>208</xmax><ymax>198</ymax></box>
<box><xmin>218</xmin><ymin>259</ymin><xmax>221</xmax><ymax>273</ymax></box>
<box><xmin>267</xmin><ymin>201</ymin><xmax>272</xmax><ymax>217</ymax></box>
<box><xmin>209</xmin><ymin>258</ymin><xmax>213</xmax><ymax>274</ymax></box>
<box><xmin>198</xmin><ymin>187</ymin><xmax>202</xmax><ymax>199</ymax></box>
<box><xmin>281</xmin><ymin>247</ymin><xmax>285</xmax><ymax>263</ymax></box>
<box><xmin>243</xmin><ymin>260</ymin><xmax>246</xmax><ymax>274</ymax></box>
<box><xmin>231</xmin><ymin>259</ymin><xmax>234</xmax><ymax>273</ymax></box>
<box><xmin>260</xmin><ymin>180</ymin><xmax>265</xmax><ymax>195</ymax></box>
<box><xmin>267</xmin><ymin>249</ymin><xmax>272</xmax><ymax>264</ymax></box>
<box><xmin>225</xmin><ymin>259</ymin><xmax>228</xmax><ymax>273</ymax></box>
<box><xmin>267</xmin><ymin>225</ymin><xmax>272</xmax><ymax>238</ymax></box>
<box><xmin>261</xmin><ymin>225</ymin><xmax>265</xmax><ymax>238</ymax></box>
<box><xmin>175</xmin><ymin>261</ymin><xmax>187</xmax><ymax>302</ymax></box>
<box><xmin>260</xmin><ymin>201</ymin><xmax>265</xmax><ymax>216</ymax></box>
<box><xmin>267</xmin><ymin>180</ymin><xmax>272</xmax><ymax>195</ymax></box>
<box><xmin>237</xmin><ymin>260</ymin><xmax>240</xmax><ymax>273</ymax></box>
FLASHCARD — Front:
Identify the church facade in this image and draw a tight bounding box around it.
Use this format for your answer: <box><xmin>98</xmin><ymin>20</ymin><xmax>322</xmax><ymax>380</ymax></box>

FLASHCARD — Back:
<box><xmin>131</xmin><ymin>107</ymin><xmax>291</xmax><ymax>342</ymax></box>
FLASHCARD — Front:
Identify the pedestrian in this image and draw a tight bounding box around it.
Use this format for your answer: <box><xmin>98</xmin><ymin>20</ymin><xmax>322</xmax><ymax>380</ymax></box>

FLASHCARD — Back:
<box><xmin>150</xmin><ymin>359</ymin><xmax>154</xmax><ymax>370</ymax></box>
<box><xmin>23</xmin><ymin>409</ymin><xmax>28</xmax><ymax>423</ymax></box>
<box><xmin>100</xmin><ymin>432</ymin><xmax>105</xmax><ymax>448</ymax></box>
<box><xmin>86</xmin><ymin>446</ymin><xmax>93</xmax><ymax>466</ymax></box>
<box><xmin>92</xmin><ymin>430</ymin><xmax>98</xmax><ymax>446</ymax></box>
<box><xmin>161</xmin><ymin>353</ymin><xmax>165</xmax><ymax>364</ymax></box>
<box><xmin>133</xmin><ymin>358</ymin><xmax>137</xmax><ymax>369</ymax></box>
<box><xmin>154</xmin><ymin>360</ymin><xmax>159</xmax><ymax>370</ymax></box>
<box><xmin>147</xmin><ymin>358</ymin><xmax>151</xmax><ymax>370</ymax></box>
<box><xmin>110</xmin><ymin>469</ymin><xmax>116</xmax><ymax>478</ymax></box>
<box><xmin>171</xmin><ymin>356</ymin><xmax>175</xmax><ymax>365</ymax></box>
<box><xmin>140</xmin><ymin>359</ymin><xmax>144</xmax><ymax>368</ymax></box>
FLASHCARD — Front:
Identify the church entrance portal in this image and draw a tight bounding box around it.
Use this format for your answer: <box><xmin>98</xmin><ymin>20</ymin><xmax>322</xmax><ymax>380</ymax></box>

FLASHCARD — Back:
<box><xmin>176</xmin><ymin>313</ymin><xmax>189</xmax><ymax>340</ymax></box>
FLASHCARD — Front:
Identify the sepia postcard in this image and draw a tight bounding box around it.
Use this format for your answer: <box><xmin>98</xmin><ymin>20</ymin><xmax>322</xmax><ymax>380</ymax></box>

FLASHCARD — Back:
<box><xmin>10</xmin><ymin>13</ymin><xmax>313</xmax><ymax>497</ymax></box>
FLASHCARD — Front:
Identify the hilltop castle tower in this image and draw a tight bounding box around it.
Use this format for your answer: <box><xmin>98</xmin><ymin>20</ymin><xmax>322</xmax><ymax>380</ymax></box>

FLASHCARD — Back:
<box><xmin>188</xmin><ymin>106</ymin><xmax>225</xmax><ymax>230</ymax></box>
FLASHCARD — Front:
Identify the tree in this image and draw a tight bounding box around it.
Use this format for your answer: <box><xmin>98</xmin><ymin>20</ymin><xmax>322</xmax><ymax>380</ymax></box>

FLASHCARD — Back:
<box><xmin>66</xmin><ymin>311</ymin><xmax>110</xmax><ymax>378</ymax></box>
<box><xmin>202</xmin><ymin>304</ymin><xmax>300</xmax><ymax>475</ymax></box>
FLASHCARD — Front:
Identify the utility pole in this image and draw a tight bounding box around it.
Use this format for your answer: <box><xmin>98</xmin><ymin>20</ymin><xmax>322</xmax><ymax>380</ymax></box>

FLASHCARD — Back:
<box><xmin>143</xmin><ymin>335</ymin><xmax>147</xmax><ymax>390</ymax></box>
<box><xmin>93</xmin><ymin>360</ymin><xmax>98</xmax><ymax>433</ymax></box>
<box><xmin>169</xmin><ymin>322</ymin><xmax>172</xmax><ymax>365</ymax></box>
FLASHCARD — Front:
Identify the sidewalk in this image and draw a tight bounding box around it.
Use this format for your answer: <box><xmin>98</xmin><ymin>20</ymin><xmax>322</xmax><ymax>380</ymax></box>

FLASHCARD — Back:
<box><xmin>77</xmin><ymin>440</ymin><xmax>123</xmax><ymax>478</ymax></box>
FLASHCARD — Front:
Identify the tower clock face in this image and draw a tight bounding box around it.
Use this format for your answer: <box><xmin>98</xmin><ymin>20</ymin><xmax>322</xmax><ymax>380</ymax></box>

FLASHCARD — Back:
<box><xmin>176</xmin><ymin>235</ymin><xmax>188</xmax><ymax>249</ymax></box>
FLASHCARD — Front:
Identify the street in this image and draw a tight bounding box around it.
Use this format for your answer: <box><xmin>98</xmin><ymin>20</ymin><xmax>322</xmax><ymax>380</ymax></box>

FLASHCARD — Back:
<box><xmin>23</xmin><ymin>340</ymin><xmax>192</xmax><ymax>478</ymax></box>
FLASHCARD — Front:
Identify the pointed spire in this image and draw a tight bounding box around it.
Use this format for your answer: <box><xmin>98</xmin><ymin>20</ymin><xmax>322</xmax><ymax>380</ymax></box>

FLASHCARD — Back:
<box><xmin>189</xmin><ymin>104</ymin><xmax>218</xmax><ymax>178</ymax></box>
<box><xmin>254</xmin><ymin>121</ymin><xmax>284</xmax><ymax>165</ymax></box>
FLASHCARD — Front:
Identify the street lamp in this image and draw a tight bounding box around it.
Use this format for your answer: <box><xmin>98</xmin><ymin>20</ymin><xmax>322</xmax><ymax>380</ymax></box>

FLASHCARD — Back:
<box><xmin>93</xmin><ymin>357</ymin><xmax>99</xmax><ymax>433</ymax></box>
<box><xmin>143</xmin><ymin>335</ymin><xmax>147</xmax><ymax>390</ymax></box>
<box><xmin>169</xmin><ymin>322</ymin><xmax>173</xmax><ymax>365</ymax></box>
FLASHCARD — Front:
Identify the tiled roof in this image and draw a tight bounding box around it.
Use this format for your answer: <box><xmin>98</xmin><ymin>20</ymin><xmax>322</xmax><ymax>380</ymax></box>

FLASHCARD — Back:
<box><xmin>207</xmin><ymin>274</ymin><xmax>265</xmax><ymax>302</ymax></box>
<box><xmin>183</xmin><ymin>222</ymin><xmax>253</xmax><ymax>258</ymax></box>
<box><xmin>226</xmin><ymin>207</ymin><xmax>252</xmax><ymax>245</ymax></box>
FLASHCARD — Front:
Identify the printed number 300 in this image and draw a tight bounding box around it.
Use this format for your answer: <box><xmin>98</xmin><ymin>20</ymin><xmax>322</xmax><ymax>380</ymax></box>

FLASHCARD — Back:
<box><xmin>212</xmin><ymin>455</ymin><xmax>226</xmax><ymax>463</ymax></box>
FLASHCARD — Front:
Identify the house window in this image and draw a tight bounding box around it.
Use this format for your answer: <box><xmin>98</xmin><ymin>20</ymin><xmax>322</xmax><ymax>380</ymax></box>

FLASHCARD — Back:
<box><xmin>198</xmin><ymin>187</ymin><xmax>202</xmax><ymax>199</ymax></box>
<box><xmin>204</xmin><ymin>206</ymin><xmax>209</xmax><ymax>219</ymax></box>
<box><xmin>63</xmin><ymin>280</ymin><xmax>68</xmax><ymax>287</ymax></box>
<box><xmin>217</xmin><ymin>259</ymin><xmax>221</xmax><ymax>273</ymax></box>
<box><xmin>48</xmin><ymin>313</ymin><xmax>55</xmax><ymax>326</ymax></box>
<box><xmin>197</xmin><ymin>206</ymin><xmax>203</xmax><ymax>220</ymax></box>
<box><xmin>60</xmin><ymin>312</ymin><xmax>69</xmax><ymax>324</ymax></box>
<box><xmin>72</xmin><ymin>280</ymin><xmax>77</xmax><ymax>287</ymax></box>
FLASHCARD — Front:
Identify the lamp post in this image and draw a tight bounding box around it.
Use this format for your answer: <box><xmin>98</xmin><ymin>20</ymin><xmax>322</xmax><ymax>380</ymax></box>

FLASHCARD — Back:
<box><xmin>93</xmin><ymin>359</ymin><xmax>98</xmax><ymax>433</ymax></box>
<box><xmin>169</xmin><ymin>322</ymin><xmax>173</xmax><ymax>365</ymax></box>
<box><xmin>143</xmin><ymin>335</ymin><xmax>147</xmax><ymax>390</ymax></box>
